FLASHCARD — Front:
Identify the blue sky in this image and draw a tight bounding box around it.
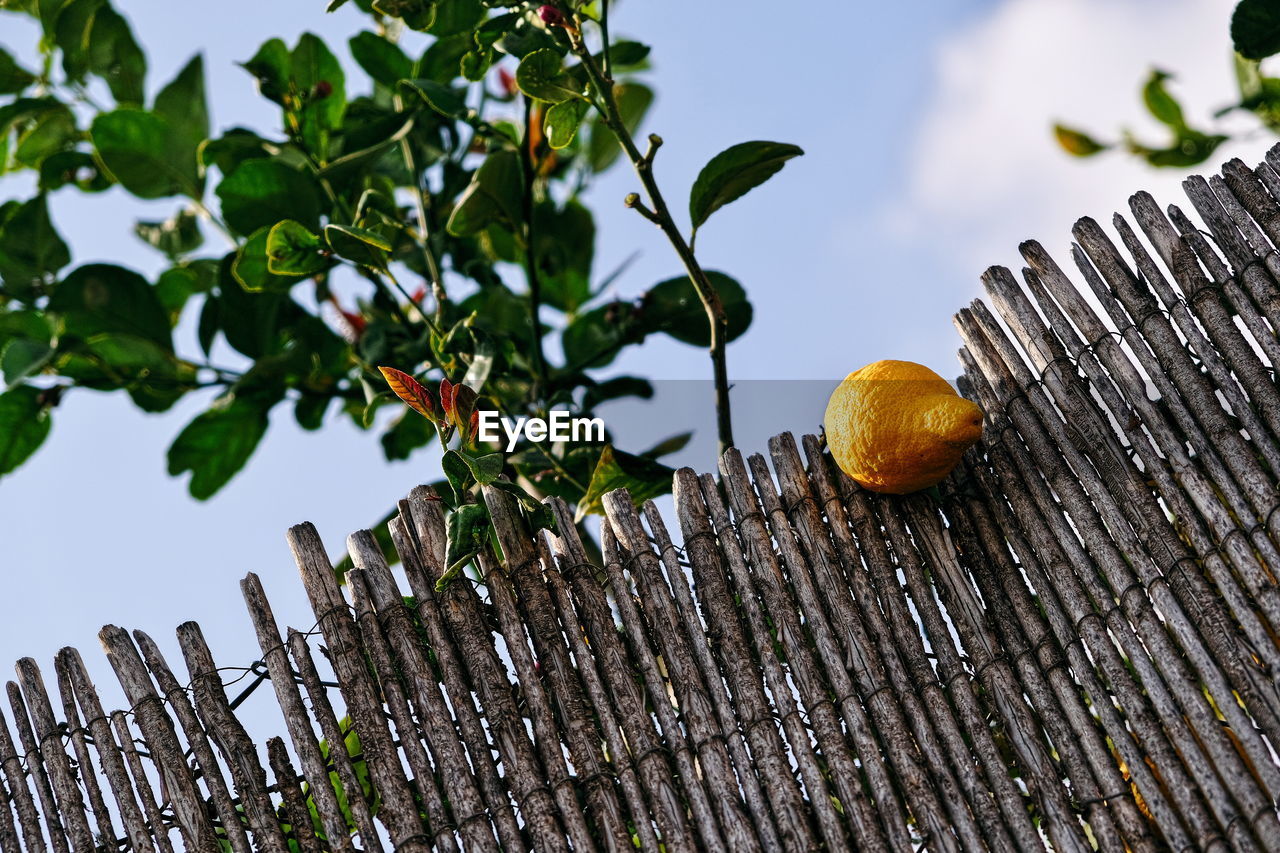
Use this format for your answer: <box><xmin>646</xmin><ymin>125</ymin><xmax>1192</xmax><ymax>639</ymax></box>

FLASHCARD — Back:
<box><xmin>0</xmin><ymin>0</ymin><xmax>1265</xmax><ymax>728</ymax></box>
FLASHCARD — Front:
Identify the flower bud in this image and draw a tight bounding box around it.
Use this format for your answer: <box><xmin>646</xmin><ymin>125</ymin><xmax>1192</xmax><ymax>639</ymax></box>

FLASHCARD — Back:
<box><xmin>538</xmin><ymin>5</ymin><xmax>564</xmax><ymax>25</ymax></box>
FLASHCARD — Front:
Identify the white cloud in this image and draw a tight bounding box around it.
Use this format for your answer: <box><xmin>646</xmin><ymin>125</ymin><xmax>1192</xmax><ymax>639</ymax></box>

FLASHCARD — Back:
<box><xmin>889</xmin><ymin>0</ymin><xmax>1272</xmax><ymax>279</ymax></box>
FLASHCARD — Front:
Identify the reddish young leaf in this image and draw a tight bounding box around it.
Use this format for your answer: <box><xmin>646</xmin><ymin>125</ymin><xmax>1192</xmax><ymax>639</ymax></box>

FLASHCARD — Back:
<box><xmin>439</xmin><ymin>377</ymin><xmax>456</xmax><ymax>418</ymax></box>
<box><xmin>467</xmin><ymin>409</ymin><xmax>479</xmax><ymax>444</ymax></box>
<box><xmin>379</xmin><ymin>366</ymin><xmax>436</xmax><ymax>421</ymax></box>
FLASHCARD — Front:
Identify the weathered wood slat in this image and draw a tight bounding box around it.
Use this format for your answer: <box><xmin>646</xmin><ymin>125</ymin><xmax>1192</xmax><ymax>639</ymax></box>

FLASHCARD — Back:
<box><xmin>266</xmin><ymin>736</ymin><xmax>323</xmax><ymax>853</ymax></box>
<box><xmin>110</xmin><ymin>711</ymin><xmax>174</xmax><ymax>853</ymax></box>
<box><xmin>7</xmin><ymin>682</ymin><xmax>68</xmax><ymax>853</ymax></box>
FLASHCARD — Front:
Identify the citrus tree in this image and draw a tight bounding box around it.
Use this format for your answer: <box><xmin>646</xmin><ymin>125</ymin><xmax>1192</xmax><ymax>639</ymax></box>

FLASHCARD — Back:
<box><xmin>0</xmin><ymin>0</ymin><xmax>801</xmax><ymax>564</ymax></box>
<box><xmin>1054</xmin><ymin>0</ymin><xmax>1280</xmax><ymax>168</ymax></box>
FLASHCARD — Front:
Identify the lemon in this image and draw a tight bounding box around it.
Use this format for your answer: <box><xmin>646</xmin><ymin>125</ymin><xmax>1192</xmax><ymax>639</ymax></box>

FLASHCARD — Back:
<box><xmin>823</xmin><ymin>360</ymin><xmax>983</xmax><ymax>494</ymax></box>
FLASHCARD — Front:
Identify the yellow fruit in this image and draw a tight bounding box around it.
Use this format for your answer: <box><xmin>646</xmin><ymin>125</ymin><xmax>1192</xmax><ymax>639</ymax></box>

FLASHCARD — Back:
<box><xmin>823</xmin><ymin>360</ymin><xmax>983</xmax><ymax>494</ymax></box>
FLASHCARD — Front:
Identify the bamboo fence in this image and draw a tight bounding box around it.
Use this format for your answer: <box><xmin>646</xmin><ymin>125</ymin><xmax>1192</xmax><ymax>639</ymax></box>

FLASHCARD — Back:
<box><xmin>8</xmin><ymin>148</ymin><xmax>1280</xmax><ymax>851</ymax></box>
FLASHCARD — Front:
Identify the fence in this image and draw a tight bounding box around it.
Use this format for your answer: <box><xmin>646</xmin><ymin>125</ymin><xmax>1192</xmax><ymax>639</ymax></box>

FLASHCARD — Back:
<box><xmin>7</xmin><ymin>147</ymin><xmax>1280</xmax><ymax>851</ymax></box>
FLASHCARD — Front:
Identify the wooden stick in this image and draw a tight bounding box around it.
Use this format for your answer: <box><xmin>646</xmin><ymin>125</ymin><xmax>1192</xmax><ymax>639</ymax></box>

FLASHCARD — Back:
<box><xmin>386</xmin><ymin>510</ymin><xmax>526</xmax><ymax>853</ymax></box>
<box><xmin>50</xmin><ymin>652</ymin><xmax>115</xmax><ymax>846</ymax></box>
<box><xmin>347</xmin><ymin>529</ymin><xmax>499</xmax><ymax>852</ymax></box>
<box><xmin>239</xmin><ymin>574</ymin><xmax>358</xmax><ymax>852</ymax></box>
<box><xmin>7</xmin><ymin>681</ymin><xmax>69</xmax><ymax>853</ymax></box>
<box><xmin>542</xmin><ymin>497</ymin><xmax>698</xmax><ymax>853</ymax></box>
<box><xmin>130</xmin><ymin>631</ymin><xmax>250</xmax><ymax>853</ymax></box>
<box><xmin>0</xmin><ymin>686</ymin><xmax>49</xmax><ymax>851</ymax></box>
<box><xmin>266</xmin><ymin>737</ymin><xmax>323</xmax><ymax>853</ymax></box>
<box><xmin>483</xmin><ymin>484</ymin><xmax>629</xmax><ymax>852</ymax></box>
<box><xmin>57</xmin><ymin>648</ymin><xmax>156</xmax><ymax>853</ymax></box>
<box><xmin>286</xmin><ymin>523</ymin><xmax>428</xmax><ymax>849</ymax></box>
<box><xmin>175</xmin><ymin>622</ymin><xmax>289</xmax><ymax>853</ymax></box>
<box><xmin>671</xmin><ymin>469</ymin><xmax>817</xmax><ymax>853</ymax></box>
<box><xmin>111</xmin><ymin>711</ymin><xmax>174</xmax><ymax>853</ymax></box>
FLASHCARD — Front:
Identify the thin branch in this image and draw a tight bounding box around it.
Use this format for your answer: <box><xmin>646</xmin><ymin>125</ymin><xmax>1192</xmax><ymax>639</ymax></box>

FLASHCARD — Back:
<box><xmin>568</xmin><ymin>22</ymin><xmax>735</xmax><ymax>452</ymax></box>
<box><xmin>521</xmin><ymin>95</ymin><xmax>549</xmax><ymax>394</ymax></box>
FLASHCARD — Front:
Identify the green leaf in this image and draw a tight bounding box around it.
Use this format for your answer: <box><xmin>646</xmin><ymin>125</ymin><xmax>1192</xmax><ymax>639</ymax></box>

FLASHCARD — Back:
<box><xmin>154</xmin><ymin>55</ymin><xmax>209</xmax><ymax>159</ymax></box>
<box><xmin>642</xmin><ymin>431</ymin><xmax>692</xmax><ymax>459</ymax></box>
<box><xmin>417</xmin><ymin>32</ymin><xmax>472</xmax><ymax>81</ymax></box>
<box><xmin>324</xmin><ymin>224</ymin><xmax>391</xmax><ymax>270</ymax></box>
<box><xmin>241</xmin><ymin>38</ymin><xmax>291</xmax><ymax>105</ymax></box>
<box><xmin>199</xmin><ymin>128</ymin><xmax>273</xmax><ymax>176</ymax></box>
<box><xmin>292</xmin><ymin>33</ymin><xmax>347</xmax><ymax>158</ymax></box>
<box><xmin>426</xmin><ymin>0</ymin><xmax>485</xmax><ymax>36</ymax></box>
<box><xmin>90</xmin><ymin>108</ymin><xmax>203</xmax><ymax>199</ymax></box>
<box><xmin>1142</xmin><ymin>70</ymin><xmax>1186</xmax><ymax>129</ymax></box>
<box><xmin>0</xmin><ymin>48</ymin><xmax>36</xmax><ymax>95</ymax></box>
<box><xmin>0</xmin><ymin>386</ymin><xmax>51</xmax><ymax>478</ymax></box>
<box><xmin>586</xmin><ymin>82</ymin><xmax>651</xmax><ymax>172</ymax></box>
<box><xmin>689</xmin><ymin>140</ymin><xmax>802</xmax><ymax>231</ymax></box>
<box><xmin>562</xmin><ymin>301</ymin><xmax>639</xmax><ymax>369</ymax></box>
<box><xmin>216</xmin><ymin>158</ymin><xmax>322</xmax><ymax>235</ymax></box>
<box><xmin>598</xmin><ymin>41</ymin><xmax>651</xmax><ymax>70</ymax></box>
<box><xmin>266</xmin><ymin>220</ymin><xmax>328</xmax><ymax>276</ymax></box>
<box><xmin>38</xmin><ymin>151</ymin><xmax>113</xmax><ymax>193</ymax></box>
<box><xmin>134</xmin><ymin>208</ymin><xmax>203</xmax><ymax>260</ymax></box>
<box><xmin>446</xmin><ymin>150</ymin><xmax>523</xmax><ymax>236</ymax></box>
<box><xmin>1053</xmin><ymin>124</ymin><xmax>1109</xmax><ymax>157</ymax></box>
<box><xmin>48</xmin><ymin>264</ymin><xmax>172</xmax><ymax>349</ymax></box>
<box><xmin>13</xmin><ymin>106</ymin><xmax>75</xmax><ymax>167</ymax></box>
<box><xmin>576</xmin><ymin>445</ymin><xmax>674</xmax><ymax>521</ymax></box>
<box><xmin>233</xmin><ymin>227</ymin><xmax>308</xmax><ymax>293</ymax></box>
<box><xmin>2</xmin><ymin>338</ymin><xmax>52</xmax><ymax>386</ymax></box>
<box><xmin>380</xmin><ymin>408</ymin><xmax>434</xmax><ymax>460</ymax></box>
<box><xmin>350</xmin><ymin>31</ymin><xmax>413</xmax><ymax>87</ymax></box>
<box><xmin>460</xmin><ymin>49</ymin><xmax>493</xmax><ymax>82</ymax></box>
<box><xmin>544</xmin><ymin>98</ymin><xmax>588</xmax><ymax>149</ymax></box>
<box><xmin>399</xmin><ymin>78</ymin><xmax>468</xmax><ymax>118</ymax></box>
<box><xmin>1233</xmin><ymin>0</ymin><xmax>1280</xmax><ymax>59</ymax></box>
<box><xmin>442</xmin><ymin>449</ymin><xmax>473</xmax><ymax>504</ymax></box>
<box><xmin>85</xmin><ymin>333</ymin><xmax>193</xmax><ymax>412</ymax></box>
<box><xmin>642</xmin><ymin>271</ymin><xmax>752</xmax><ymax>346</ymax></box>
<box><xmin>295</xmin><ymin>392</ymin><xmax>330</xmax><ymax>430</ymax></box>
<box><xmin>57</xmin><ymin>4</ymin><xmax>146</xmax><ymax>105</ymax></box>
<box><xmin>461</xmin><ymin>451</ymin><xmax>504</xmax><ymax>485</ymax></box>
<box><xmin>534</xmin><ymin>199</ymin><xmax>594</xmax><ymax>312</ymax></box>
<box><xmin>0</xmin><ymin>195</ymin><xmax>70</xmax><ymax>293</ymax></box>
<box><xmin>515</xmin><ymin>49</ymin><xmax>579</xmax><ymax>103</ymax></box>
<box><xmin>442</xmin><ymin>502</ymin><xmax>490</xmax><ymax>584</ymax></box>
<box><xmin>167</xmin><ymin>396</ymin><xmax>272</xmax><ymax>500</ymax></box>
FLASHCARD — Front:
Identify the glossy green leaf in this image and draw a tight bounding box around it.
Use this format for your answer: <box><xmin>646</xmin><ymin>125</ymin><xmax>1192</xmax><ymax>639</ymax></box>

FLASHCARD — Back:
<box><xmin>56</xmin><ymin>4</ymin><xmax>146</xmax><ymax>105</ymax></box>
<box><xmin>241</xmin><ymin>38</ymin><xmax>291</xmax><ymax>105</ymax></box>
<box><xmin>0</xmin><ymin>195</ymin><xmax>70</xmax><ymax>292</ymax></box>
<box><xmin>90</xmin><ymin>108</ymin><xmax>203</xmax><ymax>199</ymax></box>
<box><xmin>516</xmin><ymin>49</ymin><xmax>579</xmax><ymax>103</ymax></box>
<box><xmin>1053</xmin><ymin>124</ymin><xmax>1109</xmax><ymax>157</ymax></box>
<box><xmin>13</xmin><ymin>106</ymin><xmax>75</xmax><ymax>167</ymax></box>
<box><xmin>399</xmin><ymin>78</ymin><xmax>468</xmax><ymax>118</ymax></box>
<box><xmin>586</xmin><ymin>82</ymin><xmax>652</xmax><ymax>172</ymax></box>
<box><xmin>1142</xmin><ymin>70</ymin><xmax>1185</xmax><ymax>129</ymax></box>
<box><xmin>350</xmin><ymin>31</ymin><xmax>413</xmax><ymax>87</ymax></box>
<box><xmin>0</xmin><ymin>386</ymin><xmax>51</xmax><ymax>478</ymax></box>
<box><xmin>427</xmin><ymin>0</ymin><xmax>484</xmax><ymax>36</ymax></box>
<box><xmin>85</xmin><ymin>333</ymin><xmax>193</xmax><ymax>412</ymax></box>
<box><xmin>1233</xmin><ymin>0</ymin><xmax>1280</xmax><ymax>59</ymax></box>
<box><xmin>1</xmin><ymin>338</ymin><xmax>52</xmax><ymax>386</ymax></box>
<box><xmin>233</xmin><ymin>227</ymin><xmax>308</xmax><ymax>293</ymax></box>
<box><xmin>562</xmin><ymin>302</ymin><xmax>639</xmax><ymax>369</ymax></box>
<box><xmin>38</xmin><ymin>151</ymin><xmax>113</xmax><ymax>192</ymax></box>
<box><xmin>441</xmin><ymin>503</ymin><xmax>490</xmax><ymax>586</ymax></box>
<box><xmin>48</xmin><ymin>264</ymin><xmax>171</xmax><ymax>348</ymax></box>
<box><xmin>575</xmin><ymin>445</ymin><xmax>674</xmax><ymax>521</ymax></box>
<box><xmin>154</xmin><ymin>55</ymin><xmax>209</xmax><ymax>159</ymax></box>
<box><xmin>462</xmin><ymin>450</ymin><xmax>504</xmax><ymax>485</ymax></box>
<box><xmin>292</xmin><ymin>33</ymin><xmax>347</xmax><ymax>157</ymax></box>
<box><xmin>446</xmin><ymin>150</ymin><xmax>523</xmax><ymax>236</ymax></box>
<box><xmin>544</xmin><ymin>98</ymin><xmax>588</xmax><ymax>149</ymax></box>
<box><xmin>642</xmin><ymin>270</ymin><xmax>752</xmax><ymax>346</ymax></box>
<box><xmin>689</xmin><ymin>140</ymin><xmax>802</xmax><ymax>231</ymax></box>
<box><xmin>0</xmin><ymin>48</ymin><xmax>36</xmax><ymax>94</ymax></box>
<box><xmin>266</xmin><ymin>220</ymin><xmax>327</xmax><ymax>276</ymax></box>
<box><xmin>325</xmin><ymin>224</ymin><xmax>391</xmax><ymax>269</ymax></box>
<box><xmin>134</xmin><ymin>208</ymin><xmax>203</xmax><ymax>260</ymax></box>
<box><xmin>381</xmin><ymin>408</ymin><xmax>435</xmax><ymax>460</ymax></box>
<box><xmin>216</xmin><ymin>158</ymin><xmax>322</xmax><ymax>235</ymax></box>
<box><xmin>167</xmin><ymin>396</ymin><xmax>273</xmax><ymax>499</ymax></box>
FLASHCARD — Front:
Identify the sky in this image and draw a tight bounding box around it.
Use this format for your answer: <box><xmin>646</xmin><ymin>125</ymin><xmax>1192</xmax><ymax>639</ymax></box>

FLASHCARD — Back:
<box><xmin>0</xmin><ymin>0</ymin><xmax>1271</xmax><ymax>736</ymax></box>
